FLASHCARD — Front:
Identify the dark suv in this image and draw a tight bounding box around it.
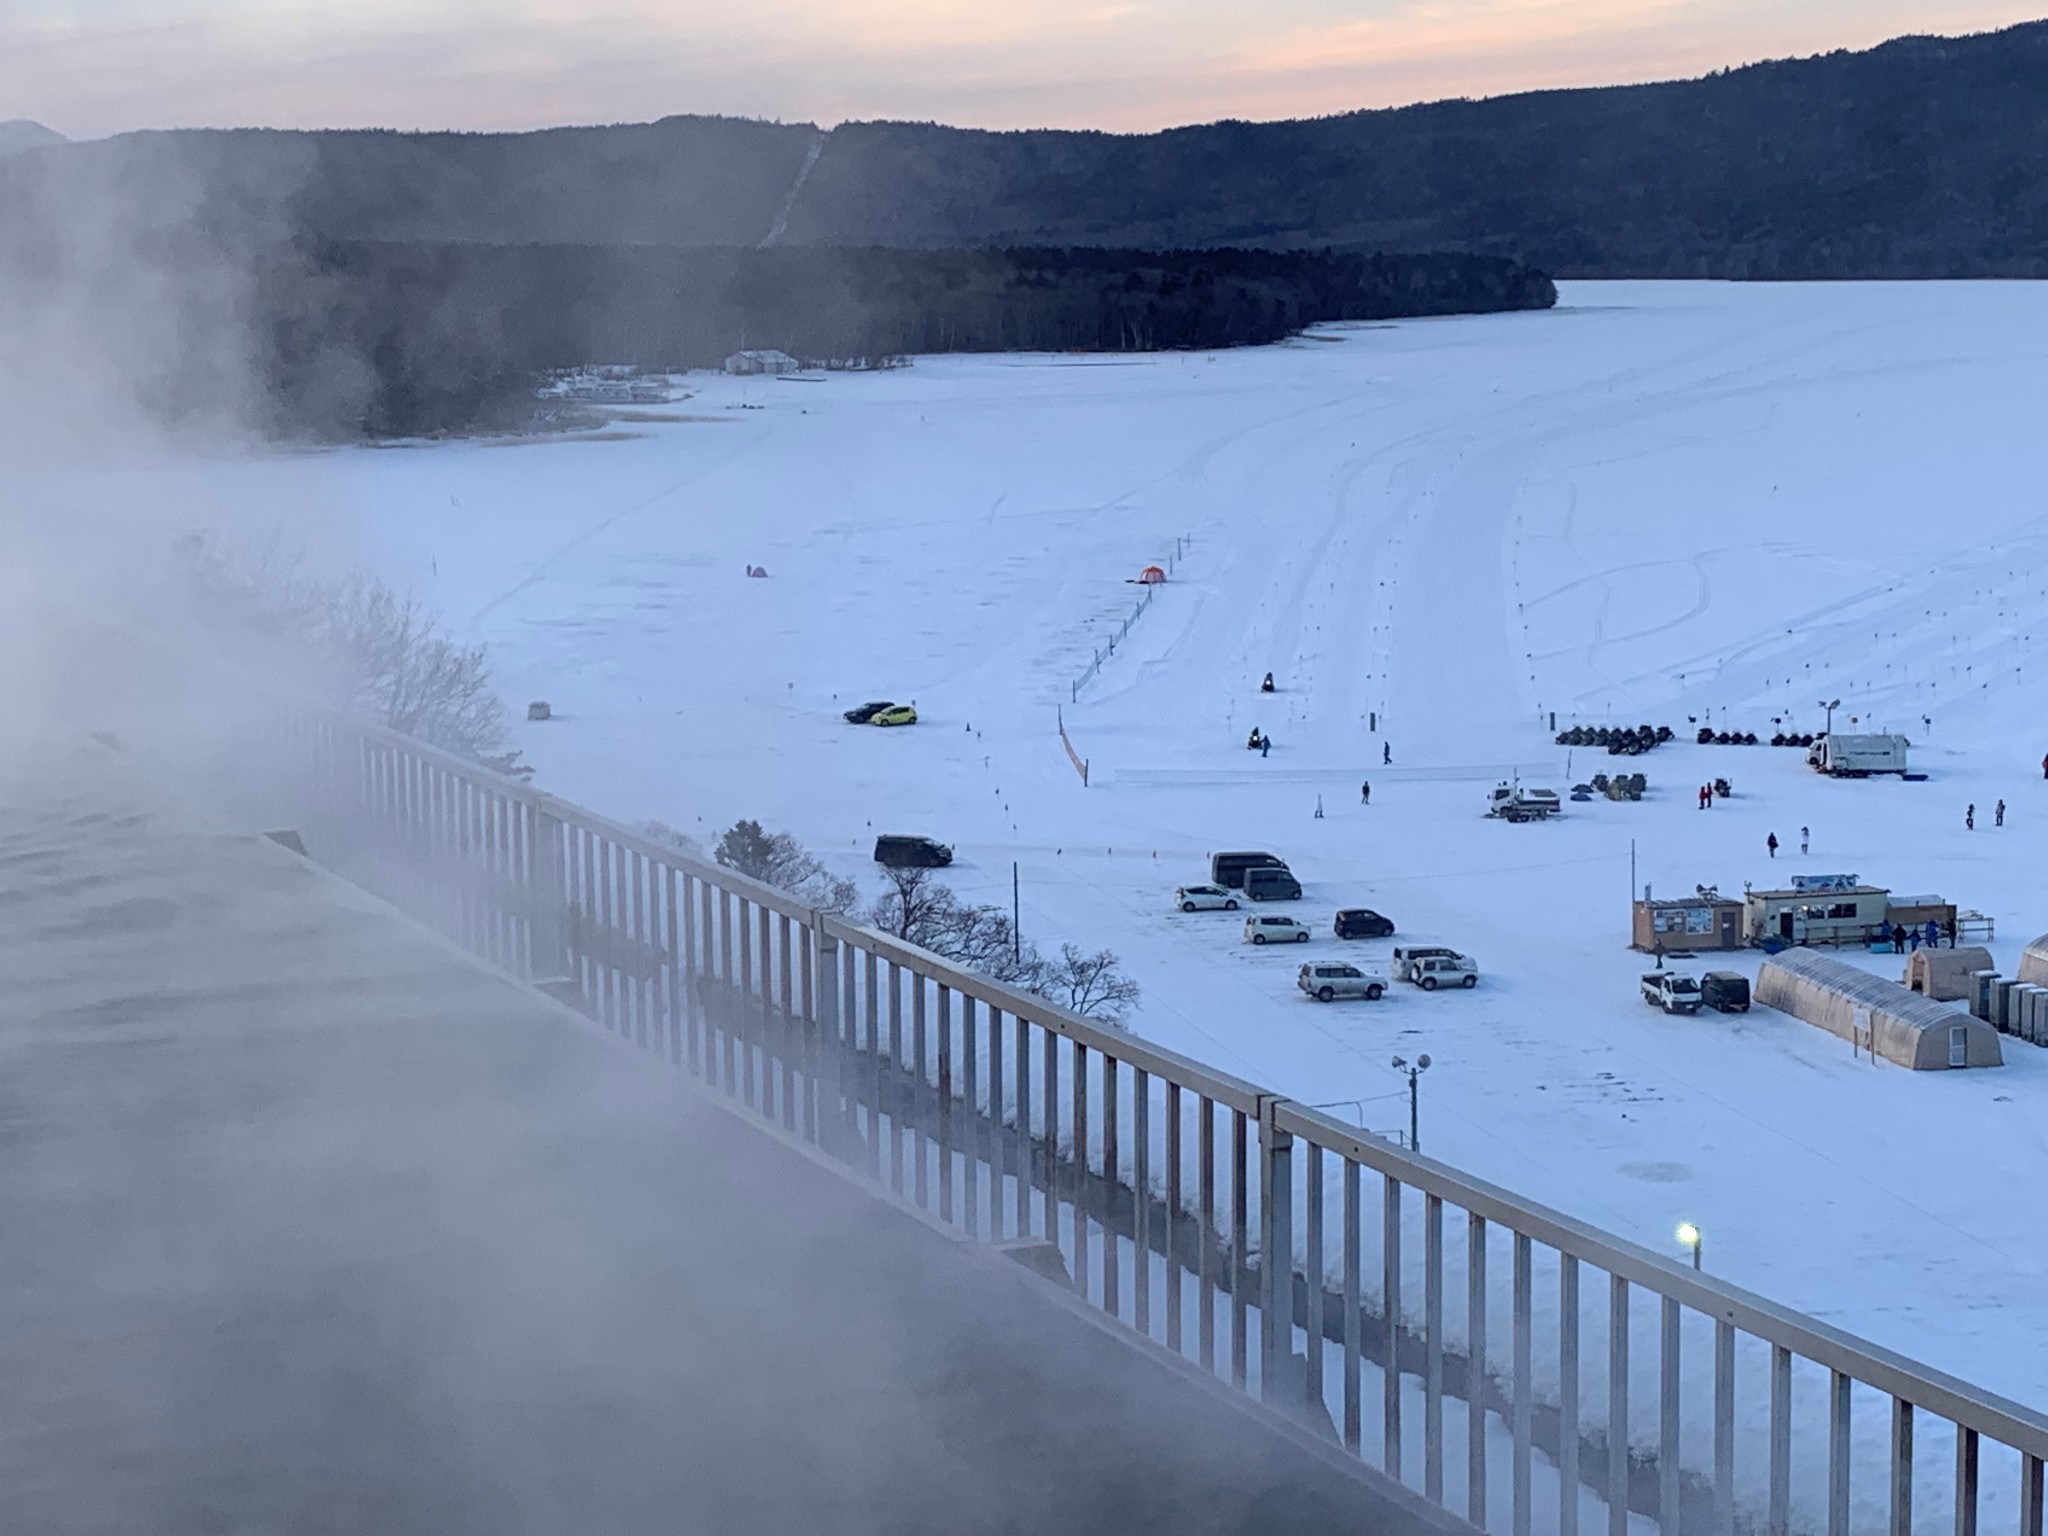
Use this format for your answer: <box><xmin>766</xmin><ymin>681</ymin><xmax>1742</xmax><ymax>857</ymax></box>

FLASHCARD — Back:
<box><xmin>1700</xmin><ymin>972</ymin><xmax>1751</xmax><ymax>1012</ymax></box>
<box><xmin>1333</xmin><ymin>908</ymin><xmax>1395</xmax><ymax>939</ymax></box>
<box><xmin>873</xmin><ymin>834</ymin><xmax>954</xmax><ymax>869</ymax></box>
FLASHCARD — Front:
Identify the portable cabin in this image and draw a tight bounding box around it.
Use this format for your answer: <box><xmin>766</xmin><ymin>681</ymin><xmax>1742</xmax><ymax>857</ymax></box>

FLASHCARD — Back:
<box><xmin>1744</xmin><ymin>882</ymin><xmax>1890</xmax><ymax>947</ymax></box>
<box><xmin>1632</xmin><ymin>893</ymin><xmax>1745</xmax><ymax>952</ymax></box>
<box><xmin>1755</xmin><ymin>949</ymin><xmax>2002</xmax><ymax>1069</ymax></box>
<box><xmin>1904</xmin><ymin>946</ymin><xmax>1995</xmax><ymax>1001</ymax></box>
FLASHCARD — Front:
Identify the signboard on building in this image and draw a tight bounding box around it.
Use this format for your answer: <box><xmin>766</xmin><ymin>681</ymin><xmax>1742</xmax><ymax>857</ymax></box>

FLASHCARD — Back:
<box><xmin>1791</xmin><ymin>874</ymin><xmax>1860</xmax><ymax>894</ymax></box>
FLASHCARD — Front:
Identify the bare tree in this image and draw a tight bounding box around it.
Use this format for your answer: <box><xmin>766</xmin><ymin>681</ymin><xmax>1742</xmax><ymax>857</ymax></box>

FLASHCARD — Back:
<box><xmin>1033</xmin><ymin>943</ymin><xmax>1141</xmax><ymax>1027</ymax></box>
<box><xmin>868</xmin><ymin>865</ymin><xmax>956</xmax><ymax>946</ymax></box>
<box><xmin>175</xmin><ymin>536</ymin><xmax>521</xmax><ymax>775</ymax></box>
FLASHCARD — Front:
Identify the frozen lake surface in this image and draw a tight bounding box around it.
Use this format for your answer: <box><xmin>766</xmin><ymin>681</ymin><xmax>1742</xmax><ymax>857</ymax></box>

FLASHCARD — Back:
<box><xmin>140</xmin><ymin>280</ymin><xmax>2048</xmax><ymax>1410</ymax></box>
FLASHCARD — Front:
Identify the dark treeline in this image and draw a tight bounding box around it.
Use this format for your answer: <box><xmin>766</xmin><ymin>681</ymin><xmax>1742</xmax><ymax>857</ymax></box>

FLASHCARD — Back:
<box><xmin>255</xmin><ymin>242</ymin><xmax>1555</xmax><ymax>437</ymax></box>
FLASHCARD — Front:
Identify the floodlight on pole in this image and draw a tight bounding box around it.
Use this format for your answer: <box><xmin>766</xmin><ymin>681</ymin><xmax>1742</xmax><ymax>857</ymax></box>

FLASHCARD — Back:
<box><xmin>1820</xmin><ymin>698</ymin><xmax>1842</xmax><ymax>733</ymax></box>
<box><xmin>1392</xmin><ymin>1055</ymin><xmax>1431</xmax><ymax>1152</ymax></box>
<box><xmin>1676</xmin><ymin>1221</ymin><xmax>1702</xmax><ymax>1270</ymax></box>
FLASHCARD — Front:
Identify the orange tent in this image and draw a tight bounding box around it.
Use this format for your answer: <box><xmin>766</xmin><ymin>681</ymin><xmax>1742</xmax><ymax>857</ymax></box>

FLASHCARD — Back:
<box><xmin>1138</xmin><ymin>565</ymin><xmax>1167</xmax><ymax>585</ymax></box>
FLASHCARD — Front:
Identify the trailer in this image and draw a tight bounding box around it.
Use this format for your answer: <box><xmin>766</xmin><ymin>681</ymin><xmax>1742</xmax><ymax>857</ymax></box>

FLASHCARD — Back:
<box><xmin>1806</xmin><ymin>733</ymin><xmax>1909</xmax><ymax>777</ymax></box>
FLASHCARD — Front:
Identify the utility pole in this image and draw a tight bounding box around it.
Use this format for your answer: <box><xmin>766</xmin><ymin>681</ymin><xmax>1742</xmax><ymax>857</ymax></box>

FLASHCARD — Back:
<box><xmin>1392</xmin><ymin>1055</ymin><xmax>1431</xmax><ymax>1152</ymax></box>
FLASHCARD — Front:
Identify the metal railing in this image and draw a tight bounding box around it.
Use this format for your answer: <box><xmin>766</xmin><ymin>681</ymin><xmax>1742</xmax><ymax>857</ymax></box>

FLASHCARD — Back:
<box><xmin>250</xmin><ymin>698</ymin><xmax>2047</xmax><ymax>1536</ymax></box>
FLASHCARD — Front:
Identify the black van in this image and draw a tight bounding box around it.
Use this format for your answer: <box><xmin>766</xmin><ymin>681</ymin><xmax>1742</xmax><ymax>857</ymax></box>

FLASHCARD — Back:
<box><xmin>1334</xmin><ymin>908</ymin><xmax>1395</xmax><ymax>939</ymax></box>
<box><xmin>1700</xmin><ymin>971</ymin><xmax>1751</xmax><ymax>1012</ymax></box>
<box><xmin>1244</xmin><ymin>867</ymin><xmax>1303</xmax><ymax>902</ymax></box>
<box><xmin>874</xmin><ymin>834</ymin><xmax>954</xmax><ymax>869</ymax></box>
<box><xmin>1211</xmin><ymin>851</ymin><xmax>1289</xmax><ymax>889</ymax></box>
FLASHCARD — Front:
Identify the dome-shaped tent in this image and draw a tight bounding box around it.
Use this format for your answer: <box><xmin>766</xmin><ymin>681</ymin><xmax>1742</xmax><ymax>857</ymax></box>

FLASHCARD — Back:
<box><xmin>2020</xmin><ymin>934</ymin><xmax>2048</xmax><ymax>987</ymax></box>
<box><xmin>1138</xmin><ymin>566</ymin><xmax>1167</xmax><ymax>585</ymax></box>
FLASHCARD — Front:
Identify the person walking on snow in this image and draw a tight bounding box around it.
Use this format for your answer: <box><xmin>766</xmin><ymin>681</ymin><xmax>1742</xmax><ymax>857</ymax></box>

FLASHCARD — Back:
<box><xmin>1261</xmin><ymin>735</ymin><xmax>1271</xmax><ymax>759</ymax></box>
<box><xmin>1767</xmin><ymin>832</ymin><xmax>1779</xmax><ymax>859</ymax></box>
<box><xmin>1996</xmin><ymin>799</ymin><xmax>2006</xmax><ymax>827</ymax></box>
<box><xmin>1697</xmin><ymin>785</ymin><xmax>1707</xmax><ymax>810</ymax></box>
<box><xmin>1361</xmin><ymin>781</ymin><xmax>1371</xmax><ymax>806</ymax></box>
<box><xmin>1966</xmin><ymin>803</ymin><xmax>1976</xmax><ymax>831</ymax></box>
<box><xmin>1800</xmin><ymin>826</ymin><xmax>1810</xmax><ymax>856</ymax></box>
<box><xmin>2042</xmin><ymin>753</ymin><xmax>2047</xmax><ymax>781</ymax></box>
<box><xmin>1383</xmin><ymin>741</ymin><xmax>1392</xmax><ymax>766</ymax></box>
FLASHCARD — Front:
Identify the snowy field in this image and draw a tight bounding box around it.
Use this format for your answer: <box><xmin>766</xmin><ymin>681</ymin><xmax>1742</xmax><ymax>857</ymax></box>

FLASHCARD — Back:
<box><xmin>144</xmin><ymin>280</ymin><xmax>2048</xmax><ymax>1406</ymax></box>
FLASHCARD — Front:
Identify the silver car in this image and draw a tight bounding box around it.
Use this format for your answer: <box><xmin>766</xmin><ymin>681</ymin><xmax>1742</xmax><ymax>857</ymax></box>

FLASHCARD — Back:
<box><xmin>1175</xmin><ymin>883</ymin><xmax>1241</xmax><ymax>913</ymax></box>
<box><xmin>1298</xmin><ymin>962</ymin><xmax>1388</xmax><ymax>1002</ymax></box>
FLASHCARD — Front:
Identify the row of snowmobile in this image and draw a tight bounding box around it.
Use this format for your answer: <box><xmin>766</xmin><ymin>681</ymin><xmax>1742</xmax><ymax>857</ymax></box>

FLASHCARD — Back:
<box><xmin>1554</xmin><ymin>723</ymin><xmax>1673</xmax><ymax>755</ymax></box>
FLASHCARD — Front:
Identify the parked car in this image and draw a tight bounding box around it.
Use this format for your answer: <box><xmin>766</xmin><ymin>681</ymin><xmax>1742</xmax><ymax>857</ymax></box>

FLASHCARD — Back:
<box><xmin>870</xmin><ymin>704</ymin><xmax>919</xmax><ymax>727</ymax></box>
<box><xmin>1211</xmin><ymin>851</ymin><xmax>1290</xmax><ymax>890</ymax></box>
<box><xmin>1298</xmin><ymin>963</ymin><xmax>1388</xmax><ymax>1002</ymax></box>
<box><xmin>1391</xmin><ymin>945</ymin><xmax>1462</xmax><ymax>980</ymax></box>
<box><xmin>1243</xmin><ymin>866</ymin><xmax>1303</xmax><ymax>902</ymax></box>
<box><xmin>1408</xmin><ymin>954</ymin><xmax>1479</xmax><ymax>990</ymax></box>
<box><xmin>843</xmin><ymin>700</ymin><xmax>896</xmax><ymax>724</ymax></box>
<box><xmin>1333</xmin><ymin>908</ymin><xmax>1395</xmax><ymax>939</ymax></box>
<box><xmin>1244</xmin><ymin>915</ymin><xmax>1311</xmax><ymax>946</ymax></box>
<box><xmin>1700</xmin><ymin>971</ymin><xmax>1751</xmax><ymax>1013</ymax></box>
<box><xmin>1175</xmin><ymin>883</ymin><xmax>1240</xmax><ymax>913</ymax></box>
<box><xmin>873</xmin><ymin>834</ymin><xmax>953</xmax><ymax>868</ymax></box>
<box><xmin>1640</xmin><ymin>971</ymin><xmax>1703</xmax><ymax>1014</ymax></box>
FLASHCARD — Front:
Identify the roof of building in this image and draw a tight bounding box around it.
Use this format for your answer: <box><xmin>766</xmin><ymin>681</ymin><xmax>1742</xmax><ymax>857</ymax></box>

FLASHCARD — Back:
<box><xmin>1746</xmin><ymin>884</ymin><xmax>1889</xmax><ymax>902</ymax></box>
<box><xmin>1759</xmin><ymin>948</ymin><xmax>1974</xmax><ymax>1034</ymax></box>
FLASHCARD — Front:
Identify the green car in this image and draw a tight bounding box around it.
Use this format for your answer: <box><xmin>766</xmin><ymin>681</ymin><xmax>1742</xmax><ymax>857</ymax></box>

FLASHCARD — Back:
<box><xmin>871</xmin><ymin>705</ymin><xmax>918</xmax><ymax>727</ymax></box>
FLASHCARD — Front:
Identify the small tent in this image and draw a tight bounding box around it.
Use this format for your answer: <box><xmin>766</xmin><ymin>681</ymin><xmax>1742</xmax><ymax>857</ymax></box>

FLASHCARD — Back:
<box><xmin>2019</xmin><ymin>934</ymin><xmax>2048</xmax><ymax>987</ymax></box>
<box><xmin>1138</xmin><ymin>566</ymin><xmax>1167</xmax><ymax>585</ymax></box>
<box><xmin>1904</xmin><ymin>946</ymin><xmax>1995</xmax><ymax>1001</ymax></box>
<box><xmin>1756</xmin><ymin>949</ymin><xmax>2002</xmax><ymax>1069</ymax></box>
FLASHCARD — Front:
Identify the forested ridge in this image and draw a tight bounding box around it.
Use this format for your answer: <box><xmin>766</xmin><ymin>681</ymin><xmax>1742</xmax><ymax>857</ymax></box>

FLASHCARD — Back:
<box><xmin>7</xmin><ymin>20</ymin><xmax>2047</xmax><ymax>276</ymax></box>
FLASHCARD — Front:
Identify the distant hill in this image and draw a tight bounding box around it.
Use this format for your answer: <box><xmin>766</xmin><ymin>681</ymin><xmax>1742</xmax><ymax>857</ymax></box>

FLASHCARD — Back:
<box><xmin>0</xmin><ymin>120</ymin><xmax>64</xmax><ymax>156</ymax></box>
<box><xmin>8</xmin><ymin>21</ymin><xmax>2048</xmax><ymax>275</ymax></box>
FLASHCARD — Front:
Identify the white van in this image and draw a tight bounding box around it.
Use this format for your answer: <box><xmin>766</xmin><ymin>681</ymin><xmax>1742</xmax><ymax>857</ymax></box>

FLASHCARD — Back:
<box><xmin>1244</xmin><ymin>915</ymin><xmax>1311</xmax><ymax>945</ymax></box>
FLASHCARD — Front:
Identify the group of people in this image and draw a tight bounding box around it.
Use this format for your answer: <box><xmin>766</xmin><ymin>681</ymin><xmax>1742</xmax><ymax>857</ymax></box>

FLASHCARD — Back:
<box><xmin>1963</xmin><ymin>800</ymin><xmax>2005</xmax><ymax>830</ymax></box>
<box><xmin>1879</xmin><ymin>917</ymin><xmax>1955</xmax><ymax>953</ymax></box>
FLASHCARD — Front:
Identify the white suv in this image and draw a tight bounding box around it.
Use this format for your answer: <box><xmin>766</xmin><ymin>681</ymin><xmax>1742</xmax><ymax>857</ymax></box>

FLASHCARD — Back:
<box><xmin>1175</xmin><ymin>883</ymin><xmax>1241</xmax><ymax>913</ymax></box>
<box><xmin>1298</xmin><ymin>963</ymin><xmax>1388</xmax><ymax>1002</ymax></box>
<box><xmin>1244</xmin><ymin>915</ymin><xmax>1311</xmax><ymax>945</ymax></box>
<box><xmin>1408</xmin><ymin>953</ymin><xmax>1479</xmax><ymax>990</ymax></box>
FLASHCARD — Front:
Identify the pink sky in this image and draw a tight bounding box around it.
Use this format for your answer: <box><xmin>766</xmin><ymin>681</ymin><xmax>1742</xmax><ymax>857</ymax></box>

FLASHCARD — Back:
<box><xmin>4</xmin><ymin>2</ymin><xmax>2042</xmax><ymax>139</ymax></box>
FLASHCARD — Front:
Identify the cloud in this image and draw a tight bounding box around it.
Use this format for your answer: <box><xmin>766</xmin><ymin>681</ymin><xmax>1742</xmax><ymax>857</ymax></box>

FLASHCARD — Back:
<box><xmin>4</xmin><ymin>0</ymin><xmax>2044</xmax><ymax>138</ymax></box>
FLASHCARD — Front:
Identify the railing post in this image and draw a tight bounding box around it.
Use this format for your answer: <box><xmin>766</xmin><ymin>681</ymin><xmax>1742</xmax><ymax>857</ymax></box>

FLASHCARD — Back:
<box><xmin>1891</xmin><ymin>1398</ymin><xmax>1914</xmax><ymax>1536</ymax></box>
<box><xmin>814</xmin><ymin>927</ymin><xmax>842</xmax><ymax>1159</ymax></box>
<box><xmin>1258</xmin><ymin>1099</ymin><xmax>1293</xmax><ymax>1405</ymax></box>
<box><xmin>531</xmin><ymin>808</ymin><xmax>570</xmax><ymax>982</ymax></box>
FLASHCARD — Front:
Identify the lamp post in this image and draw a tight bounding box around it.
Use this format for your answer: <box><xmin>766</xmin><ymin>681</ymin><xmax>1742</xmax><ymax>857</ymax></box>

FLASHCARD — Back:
<box><xmin>1819</xmin><ymin>698</ymin><xmax>1842</xmax><ymax>734</ymax></box>
<box><xmin>1391</xmin><ymin>1054</ymin><xmax>1431</xmax><ymax>1152</ymax></box>
<box><xmin>1676</xmin><ymin>1221</ymin><xmax>1703</xmax><ymax>1271</ymax></box>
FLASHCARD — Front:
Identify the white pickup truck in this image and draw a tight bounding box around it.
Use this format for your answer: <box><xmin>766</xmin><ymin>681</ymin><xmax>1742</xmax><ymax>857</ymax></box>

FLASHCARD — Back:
<box><xmin>1640</xmin><ymin>971</ymin><xmax>1703</xmax><ymax>1014</ymax></box>
<box><xmin>1485</xmin><ymin>784</ymin><xmax>1562</xmax><ymax>822</ymax></box>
